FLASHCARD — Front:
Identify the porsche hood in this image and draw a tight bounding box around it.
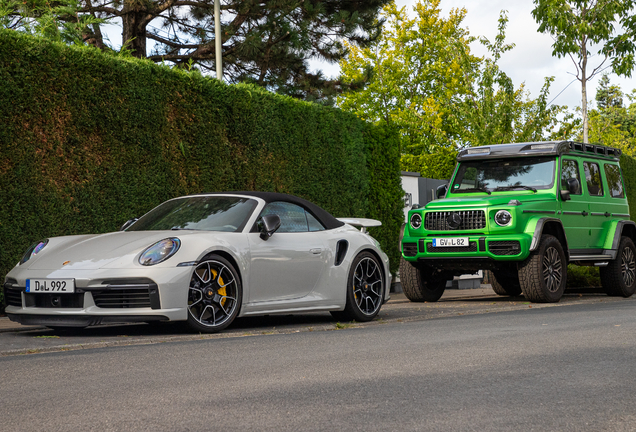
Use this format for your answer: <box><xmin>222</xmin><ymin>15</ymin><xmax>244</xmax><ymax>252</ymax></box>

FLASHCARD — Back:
<box><xmin>25</xmin><ymin>231</ymin><xmax>200</xmax><ymax>270</ymax></box>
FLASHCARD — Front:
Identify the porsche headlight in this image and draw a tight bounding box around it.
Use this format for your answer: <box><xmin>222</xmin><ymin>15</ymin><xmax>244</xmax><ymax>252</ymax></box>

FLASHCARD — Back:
<box><xmin>20</xmin><ymin>239</ymin><xmax>49</xmax><ymax>265</ymax></box>
<box><xmin>494</xmin><ymin>210</ymin><xmax>512</xmax><ymax>227</ymax></box>
<box><xmin>139</xmin><ymin>238</ymin><xmax>181</xmax><ymax>266</ymax></box>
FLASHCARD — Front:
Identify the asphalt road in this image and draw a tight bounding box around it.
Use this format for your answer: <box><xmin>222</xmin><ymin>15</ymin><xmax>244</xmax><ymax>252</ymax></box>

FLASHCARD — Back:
<box><xmin>2</xmin><ymin>292</ymin><xmax>636</xmax><ymax>431</ymax></box>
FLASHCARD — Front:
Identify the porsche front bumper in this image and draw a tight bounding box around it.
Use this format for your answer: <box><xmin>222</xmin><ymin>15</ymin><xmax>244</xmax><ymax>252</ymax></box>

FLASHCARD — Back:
<box><xmin>3</xmin><ymin>266</ymin><xmax>193</xmax><ymax>327</ymax></box>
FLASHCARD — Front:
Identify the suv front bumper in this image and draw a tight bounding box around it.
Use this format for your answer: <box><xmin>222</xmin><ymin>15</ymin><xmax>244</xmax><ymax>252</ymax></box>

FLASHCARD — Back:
<box><xmin>402</xmin><ymin>233</ymin><xmax>533</xmax><ymax>270</ymax></box>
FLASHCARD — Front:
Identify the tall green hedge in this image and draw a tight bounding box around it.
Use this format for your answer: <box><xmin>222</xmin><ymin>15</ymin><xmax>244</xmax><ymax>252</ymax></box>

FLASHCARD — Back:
<box><xmin>0</xmin><ymin>30</ymin><xmax>403</xmax><ymax>311</ymax></box>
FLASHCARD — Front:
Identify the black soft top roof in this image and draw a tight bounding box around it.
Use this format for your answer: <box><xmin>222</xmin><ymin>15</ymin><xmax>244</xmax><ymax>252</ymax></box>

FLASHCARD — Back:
<box><xmin>203</xmin><ymin>191</ymin><xmax>345</xmax><ymax>230</ymax></box>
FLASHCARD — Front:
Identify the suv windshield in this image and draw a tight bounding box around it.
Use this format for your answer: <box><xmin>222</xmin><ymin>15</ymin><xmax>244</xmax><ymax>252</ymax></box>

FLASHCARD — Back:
<box><xmin>452</xmin><ymin>156</ymin><xmax>555</xmax><ymax>193</ymax></box>
<box><xmin>127</xmin><ymin>196</ymin><xmax>258</xmax><ymax>232</ymax></box>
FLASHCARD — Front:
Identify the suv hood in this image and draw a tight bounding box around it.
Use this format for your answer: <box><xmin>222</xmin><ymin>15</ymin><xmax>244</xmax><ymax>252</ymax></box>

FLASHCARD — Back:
<box><xmin>425</xmin><ymin>193</ymin><xmax>555</xmax><ymax>210</ymax></box>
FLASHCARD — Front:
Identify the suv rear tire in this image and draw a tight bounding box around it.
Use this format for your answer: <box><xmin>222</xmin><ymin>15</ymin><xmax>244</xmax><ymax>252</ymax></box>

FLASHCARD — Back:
<box><xmin>600</xmin><ymin>236</ymin><xmax>636</xmax><ymax>297</ymax></box>
<box><xmin>399</xmin><ymin>257</ymin><xmax>446</xmax><ymax>302</ymax></box>
<box><xmin>518</xmin><ymin>235</ymin><xmax>566</xmax><ymax>303</ymax></box>
<box><xmin>488</xmin><ymin>270</ymin><xmax>522</xmax><ymax>297</ymax></box>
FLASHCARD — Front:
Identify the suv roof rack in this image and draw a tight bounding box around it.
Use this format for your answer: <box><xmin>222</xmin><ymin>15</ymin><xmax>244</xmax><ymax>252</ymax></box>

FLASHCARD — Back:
<box><xmin>568</xmin><ymin>141</ymin><xmax>621</xmax><ymax>158</ymax></box>
<box><xmin>457</xmin><ymin>141</ymin><xmax>622</xmax><ymax>161</ymax></box>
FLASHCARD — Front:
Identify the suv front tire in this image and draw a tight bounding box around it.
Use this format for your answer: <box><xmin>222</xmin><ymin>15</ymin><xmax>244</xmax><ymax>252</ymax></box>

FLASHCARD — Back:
<box><xmin>518</xmin><ymin>235</ymin><xmax>566</xmax><ymax>303</ymax></box>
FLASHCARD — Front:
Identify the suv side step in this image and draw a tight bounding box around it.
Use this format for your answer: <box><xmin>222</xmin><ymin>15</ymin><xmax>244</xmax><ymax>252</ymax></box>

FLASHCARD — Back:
<box><xmin>569</xmin><ymin>252</ymin><xmax>616</xmax><ymax>261</ymax></box>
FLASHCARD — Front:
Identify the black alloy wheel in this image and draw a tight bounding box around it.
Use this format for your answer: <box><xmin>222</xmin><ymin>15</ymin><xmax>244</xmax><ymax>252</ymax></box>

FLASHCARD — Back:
<box><xmin>331</xmin><ymin>251</ymin><xmax>384</xmax><ymax>322</ymax></box>
<box><xmin>518</xmin><ymin>235</ymin><xmax>566</xmax><ymax>303</ymax></box>
<box><xmin>187</xmin><ymin>255</ymin><xmax>242</xmax><ymax>333</ymax></box>
<box><xmin>542</xmin><ymin>246</ymin><xmax>564</xmax><ymax>293</ymax></box>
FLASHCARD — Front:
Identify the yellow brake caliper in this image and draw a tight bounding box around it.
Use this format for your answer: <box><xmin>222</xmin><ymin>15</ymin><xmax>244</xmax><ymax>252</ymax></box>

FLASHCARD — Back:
<box><xmin>210</xmin><ymin>269</ymin><xmax>227</xmax><ymax>307</ymax></box>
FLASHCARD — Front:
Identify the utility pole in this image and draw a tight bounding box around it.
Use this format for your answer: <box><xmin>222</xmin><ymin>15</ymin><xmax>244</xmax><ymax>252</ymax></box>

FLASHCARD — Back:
<box><xmin>215</xmin><ymin>0</ymin><xmax>222</xmax><ymax>80</ymax></box>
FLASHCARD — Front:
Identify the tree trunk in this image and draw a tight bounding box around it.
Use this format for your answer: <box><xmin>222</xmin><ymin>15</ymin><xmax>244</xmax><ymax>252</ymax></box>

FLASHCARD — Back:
<box><xmin>581</xmin><ymin>37</ymin><xmax>588</xmax><ymax>143</ymax></box>
<box><xmin>122</xmin><ymin>3</ymin><xmax>148</xmax><ymax>58</ymax></box>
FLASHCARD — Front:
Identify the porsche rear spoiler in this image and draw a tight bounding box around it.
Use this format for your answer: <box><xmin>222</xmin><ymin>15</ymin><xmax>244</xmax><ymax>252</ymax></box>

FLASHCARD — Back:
<box><xmin>336</xmin><ymin>218</ymin><xmax>382</xmax><ymax>233</ymax></box>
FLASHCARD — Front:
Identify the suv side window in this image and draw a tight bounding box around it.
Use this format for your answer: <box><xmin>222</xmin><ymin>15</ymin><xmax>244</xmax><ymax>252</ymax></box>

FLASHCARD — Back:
<box><xmin>260</xmin><ymin>202</ymin><xmax>325</xmax><ymax>233</ymax></box>
<box><xmin>561</xmin><ymin>159</ymin><xmax>582</xmax><ymax>195</ymax></box>
<box><xmin>604</xmin><ymin>163</ymin><xmax>625</xmax><ymax>198</ymax></box>
<box><xmin>583</xmin><ymin>161</ymin><xmax>604</xmax><ymax>196</ymax></box>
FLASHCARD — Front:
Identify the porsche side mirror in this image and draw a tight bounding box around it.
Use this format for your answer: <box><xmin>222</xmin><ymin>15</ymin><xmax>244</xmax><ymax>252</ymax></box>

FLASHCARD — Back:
<box><xmin>567</xmin><ymin>178</ymin><xmax>581</xmax><ymax>194</ymax></box>
<box><xmin>259</xmin><ymin>214</ymin><xmax>281</xmax><ymax>240</ymax></box>
<box><xmin>120</xmin><ymin>218</ymin><xmax>138</xmax><ymax>231</ymax></box>
<box><xmin>436</xmin><ymin>184</ymin><xmax>448</xmax><ymax>199</ymax></box>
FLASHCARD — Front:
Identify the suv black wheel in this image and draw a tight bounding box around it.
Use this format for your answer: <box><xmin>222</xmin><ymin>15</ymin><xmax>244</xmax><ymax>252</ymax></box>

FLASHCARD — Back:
<box><xmin>488</xmin><ymin>270</ymin><xmax>522</xmax><ymax>297</ymax></box>
<box><xmin>518</xmin><ymin>235</ymin><xmax>566</xmax><ymax>303</ymax></box>
<box><xmin>600</xmin><ymin>236</ymin><xmax>636</xmax><ymax>297</ymax></box>
<box><xmin>399</xmin><ymin>257</ymin><xmax>447</xmax><ymax>302</ymax></box>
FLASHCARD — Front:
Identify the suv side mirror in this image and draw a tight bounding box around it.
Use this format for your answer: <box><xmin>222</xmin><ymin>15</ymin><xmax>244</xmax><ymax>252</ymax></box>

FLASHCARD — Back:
<box><xmin>560</xmin><ymin>178</ymin><xmax>581</xmax><ymax>201</ymax></box>
<box><xmin>259</xmin><ymin>214</ymin><xmax>281</xmax><ymax>240</ymax></box>
<box><xmin>120</xmin><ymin>218</ymin><xmax>138</xmax><ymax>231</ymax></box>
<box><xmin>436</xmin><ymin>184</ymin><xmax>448</xmax><ymax>199</ymax></box>
<box><xmin>567</xmin><ymin>178</ymin><xmax>581</xmax><ymax>194</ymax></box>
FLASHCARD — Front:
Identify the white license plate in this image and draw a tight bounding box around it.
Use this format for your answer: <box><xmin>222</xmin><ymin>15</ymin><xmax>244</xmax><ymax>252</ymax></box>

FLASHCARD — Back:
<box><xmin>26</xmin><ymin>279</ymin><xmax>75</xmax><ymax>293</ymax></box>
<box><xmin>432</xmin><ymin>237</ymin><xmax>469</xmax><ymax>247</ymax></box>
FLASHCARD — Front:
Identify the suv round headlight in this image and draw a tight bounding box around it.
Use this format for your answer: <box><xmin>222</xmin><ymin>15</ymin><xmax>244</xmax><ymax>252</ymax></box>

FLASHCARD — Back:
<box><xmin>410</xmin><ymin>213</ymin><xmax>422</xmax><ymax>229</ymax></box>
<box><xmin>20</xmin><ymin>239</ymin><xmax>49</xmax><ymax>265</ymax></box>
<box><xmin>494</xmin><ymin>210</ymin><xmax>512</xmax><ymax>227</ymax></box>
<box><xmin>139</xmin><ymin>238</ymin><xmax>181</xmax><ymax>266</ymax></box>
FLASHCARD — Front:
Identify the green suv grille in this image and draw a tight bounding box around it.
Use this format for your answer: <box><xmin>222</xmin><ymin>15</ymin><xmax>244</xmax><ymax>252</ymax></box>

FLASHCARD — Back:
<box><xmin>425</xmin><ymin>211</ymin><xmax>486</xmax><ymax>231</ymax></box>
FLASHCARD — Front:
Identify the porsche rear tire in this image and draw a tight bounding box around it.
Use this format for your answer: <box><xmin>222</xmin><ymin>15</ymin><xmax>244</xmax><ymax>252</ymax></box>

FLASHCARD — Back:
<box><xmin>186</xmin><ymin>255</ymin><xmax>242</xmax><ymax>333</ymax></box>
<box><xmin>330</xmin><ymin>251</ymin><xmax>384</xmax><ymax>322</ymax></box>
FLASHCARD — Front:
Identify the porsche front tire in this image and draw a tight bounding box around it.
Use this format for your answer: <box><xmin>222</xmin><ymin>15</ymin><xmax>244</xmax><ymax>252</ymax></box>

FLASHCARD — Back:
<box><xmin>331</xmin><ymin>251</ymin><xmax>384</xmax><ymax>322</ymax></box>
<box><xmin>187</xmin><ymin>255</ymin><xmax>242</xmax><ymax>333</ymax></box>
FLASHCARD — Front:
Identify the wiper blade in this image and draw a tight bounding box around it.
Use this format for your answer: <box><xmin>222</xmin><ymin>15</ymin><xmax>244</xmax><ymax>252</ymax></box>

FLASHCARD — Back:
<box><xmin>460</xmin><ymin>187</ymin><xmax>491</xmax><ymax>195</ymax></box>
<box><xmin>494</xmin><ymin>185</ymin><xmax>537</xmax><ymax>192</ymax></box>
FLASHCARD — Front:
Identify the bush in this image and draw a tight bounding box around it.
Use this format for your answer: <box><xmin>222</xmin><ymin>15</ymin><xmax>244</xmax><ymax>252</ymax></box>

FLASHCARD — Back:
<box><xmin>566</xmin><ymin>265</ymin><xmax>601</xmax><ymax>288</ymax></box>
<box><xmin>0</xmin><ymin>30</ymin><xmax>403</xmax><ymax>313</ymax></box>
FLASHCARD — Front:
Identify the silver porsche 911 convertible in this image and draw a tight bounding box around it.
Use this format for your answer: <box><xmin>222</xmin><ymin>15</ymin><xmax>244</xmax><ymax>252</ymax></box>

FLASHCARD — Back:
<box><xmin>3</xmin><ymin>192</ymin><xmax>390</xmax><ymax>332</ymax></box>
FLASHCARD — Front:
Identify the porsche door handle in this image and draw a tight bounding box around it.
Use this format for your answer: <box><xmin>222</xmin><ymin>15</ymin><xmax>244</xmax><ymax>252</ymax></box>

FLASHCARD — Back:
<box><xmin>310</xmin><ymin>248</ymin><xmax>323</xmax><ymax>254</ymax></box>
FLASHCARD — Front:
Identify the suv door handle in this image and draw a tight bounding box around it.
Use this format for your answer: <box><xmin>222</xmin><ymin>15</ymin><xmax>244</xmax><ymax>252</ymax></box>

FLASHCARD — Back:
<box><xmin>605</xmin><ymin>212</ymin><xmax>611</xmax><ymax>217</ymax></box>
<box><xmin>581</xmin><ymin>211</ymin><xmax>588</xmax><ymax>216</ymax></box>
<box><xmin>310</xmin><ymin>248</ymin><xmax>322</xmax><ymax>254</ymax></box>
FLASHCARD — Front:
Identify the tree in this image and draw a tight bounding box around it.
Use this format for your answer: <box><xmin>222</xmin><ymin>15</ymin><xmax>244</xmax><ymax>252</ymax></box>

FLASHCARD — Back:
<box><xmin>338</xmin><ymin>0</ymin><xmax>478</xmax><ymax>157</ymax></box>
<box><xmin>0</xmin><ymin>0</ymin><xmax>103</xmax><ymax>46</ymax></box>
<box><xmin>589</xmin><ymin>77</ymin><xmax>636</xmax><ymax>154</ymax></box>
<box><xmin>0</xmin><ymin>0</ymin><xmax>393</xmax><ymax>102</ymax></box>
<box><xmin>552</xmin><ymin>78</ymin><xmax>636</xmax><ymax>155</ymax></box>
<box><xmin>455</xmin><ymin>13</ymin><xmax>562</xmax><ymax>148</ymax></box>
<box><xmin>337</xmin><ymin>0</ymin><xmax>561</xmax><ymax>175</ymax></box>
<box><xmin>532</xmin><ymin>0</ymin><xmax>636</xmax><ymax>143</ymax></box>
<box><xmin>596</xmin><ymin>74</ymin><xmax>624</xmax><ymax>110</ymax></box>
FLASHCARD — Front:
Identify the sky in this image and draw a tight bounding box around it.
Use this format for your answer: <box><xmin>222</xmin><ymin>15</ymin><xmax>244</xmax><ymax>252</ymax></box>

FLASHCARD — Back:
<box><xmin>315</xmin><ymin>0</ymin><xmax>635</xmax><ymax>111</ymax></box>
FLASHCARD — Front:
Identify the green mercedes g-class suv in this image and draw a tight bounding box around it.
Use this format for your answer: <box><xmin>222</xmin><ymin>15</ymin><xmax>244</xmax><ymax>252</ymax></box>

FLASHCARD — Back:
<box><xmin>400</xmin><ymin>141</ymin><xmax>635</xmax><ymax>303</ymax></box>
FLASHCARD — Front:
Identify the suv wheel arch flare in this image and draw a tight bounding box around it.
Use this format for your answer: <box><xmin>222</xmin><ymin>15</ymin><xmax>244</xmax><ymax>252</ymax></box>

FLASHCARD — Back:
<box><xmin>613</xmin><ymin>221</ymin><xmax>636</xmax><ymax>250</ymax></box>
<box><xmin>530</xmin><ymin>218</ymin><xmax>568</xmax><ymax>256</ymax></box>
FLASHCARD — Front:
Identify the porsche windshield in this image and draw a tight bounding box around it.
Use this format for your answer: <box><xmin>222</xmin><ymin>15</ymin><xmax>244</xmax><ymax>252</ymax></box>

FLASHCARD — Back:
<box><xmin>127</xmin><ymin>196</ymin><xmax>258</xmax><ymax>232</ymax></box>
<box><xmin>452</xmin><ymin>157</ymin><xmax>556</xmax><ymax>193</ymax></box>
